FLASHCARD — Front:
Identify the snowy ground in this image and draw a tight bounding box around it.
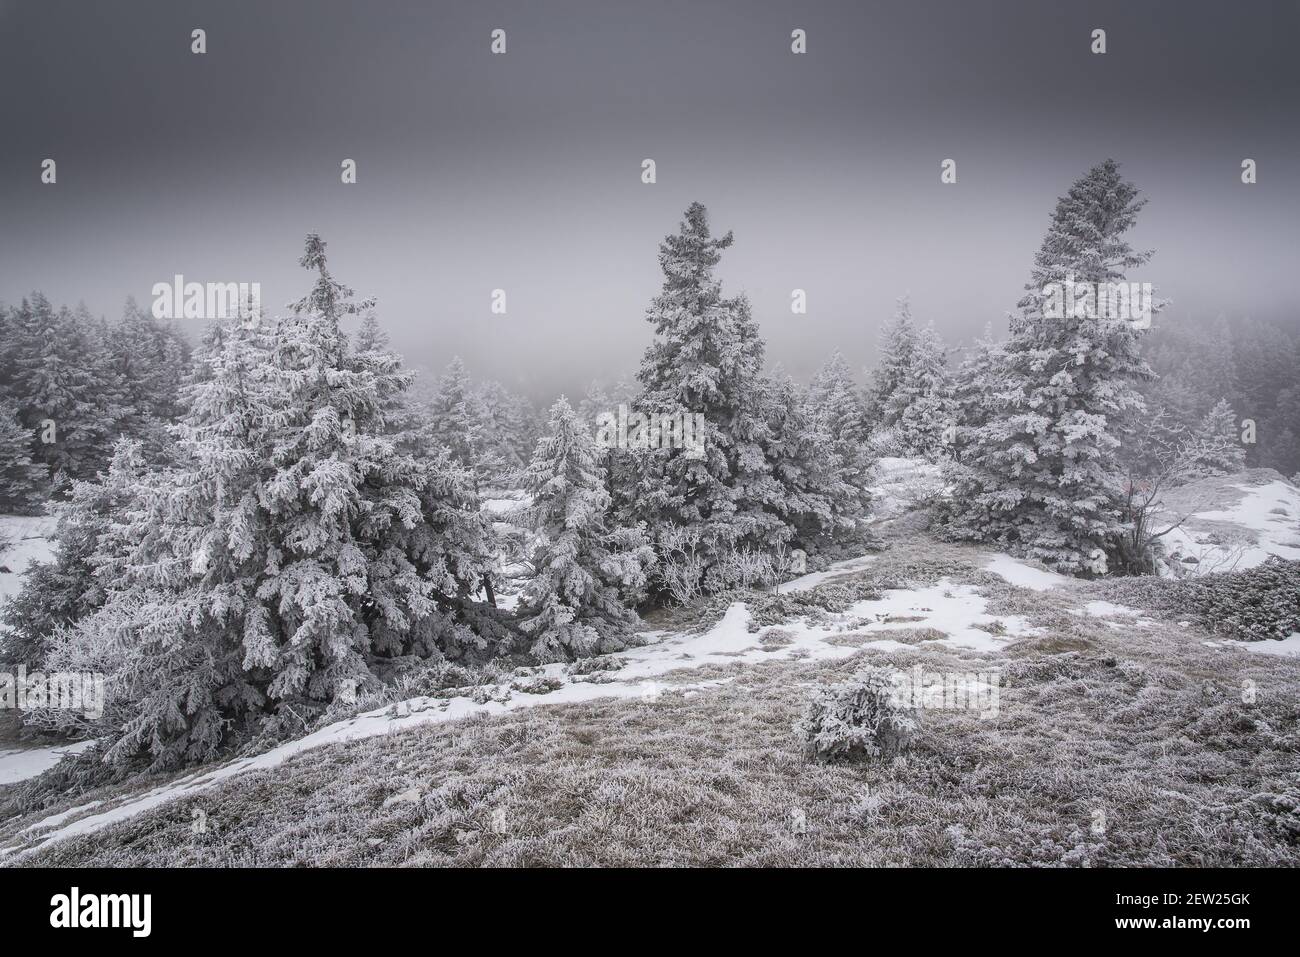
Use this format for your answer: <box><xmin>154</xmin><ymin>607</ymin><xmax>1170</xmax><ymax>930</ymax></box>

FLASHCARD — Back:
<box><xmin>0</xmin><ymin>542</ymin><xmax>1137</xmax><ymax>861</ymax></box>
<box><xmin>2</xmin><ymin>465</ymin><xmax>1297</xmax><ymax>864</ymax></box>
<box><xmin>1204</xmin><ymin>633</ymin><xmax>1300</xmax><ymax>659</ymax></box>
<box><xmin>1156</xmin><ymin>471</ymin><xmax>1300</xmax><ymax>575</ymax></box>
<box><xmin>8</xmin><ymin>535</ymin><xmax>1298</xmax><ymax>867</ymax></box>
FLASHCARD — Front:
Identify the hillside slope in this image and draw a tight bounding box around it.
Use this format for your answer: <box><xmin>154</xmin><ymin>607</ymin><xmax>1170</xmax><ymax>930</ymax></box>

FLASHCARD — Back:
<box><xmin>2</xmin><ymin>526</ymin><xmax>1297</xmax><ymax>867</ymax></box>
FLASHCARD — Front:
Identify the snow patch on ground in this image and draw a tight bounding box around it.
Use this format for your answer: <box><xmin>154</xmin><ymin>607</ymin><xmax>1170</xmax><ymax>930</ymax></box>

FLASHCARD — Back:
<box><xmin>21</xmin><ymin>800</ymin><xmax>104</xmax><ymax>834</ymax></box>
<box><xmin>982</xmin><ymin>553</ymin><xmax>1070</xmax><ymax>591</ymax></box>
<box><xmin>0</xmin><ymin>513</ymin><xmax>57</xmax><ymax>604</ymax></box>
<box><xmin>481</xmin><ymin>493</ymin><xmax>531</xmax><ymax>517</ymax></box>
<box><xmin>777</xmin><ymin>554</ymin><xmax>877</xmax><ymax>593</ymax></box>
<box><xmin>1243</xmin><ymin>634</ymin><xmax>1300</xmax><ymax>658</ymax></box>
<box><xmin>1157</xmin><ymin>474</ymin><xmax>1300</xmax><ymax>576</ymax></box>
<box><xmin>1205</xmin><ymin>633</ymin><xmax>1300</xmax><ymax>658</ymax></box>
<box><xmin>0</xmin><ymin>740</ymin><xmax>94</xmax><ymax>787</ymax></box>
<box><xmin>1074</xmin><ymin>600</ymin><xmax>1141</xmax><ymax>618</ymax></box>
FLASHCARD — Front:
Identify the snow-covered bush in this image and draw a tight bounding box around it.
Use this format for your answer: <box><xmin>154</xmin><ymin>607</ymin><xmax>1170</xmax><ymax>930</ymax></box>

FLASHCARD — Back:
<box><xmin>655</xmin><ymin>526</ymin><xmax>784</xmax><ymax>603</ymax></box>
<box><xmin>890</xmin><ymin>469</ymin><xmax>949</xmax><ymax>514</ymax></box>
<box><xmin>865</xmin><ymin>424</ymin><xmax>907</xmax><ymax>459</ymax></box>
<box><xmin>1105</xmin><ymin>557</ymin><xmax>1300</xmax><ymax>643</ymax></box>
<box><xmin>704</xmin><ymin>542</ymin><xmax>778</xmax><ymax>593</ymax></box>
<box><xmin>796</xmin><ymin>667</ymin><xmax>919</xmax><ymax>763</ymax></box>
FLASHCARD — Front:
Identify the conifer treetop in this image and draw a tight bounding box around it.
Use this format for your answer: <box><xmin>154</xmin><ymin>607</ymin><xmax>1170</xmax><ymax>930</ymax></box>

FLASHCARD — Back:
<box><xmin>293</xmin><ymin>233</ymin><xmax>376</xmax><ymax>322</ymax></box>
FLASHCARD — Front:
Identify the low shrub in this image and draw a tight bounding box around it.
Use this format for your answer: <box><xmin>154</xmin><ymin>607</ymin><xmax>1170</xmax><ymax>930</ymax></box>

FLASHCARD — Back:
<box><xmin>1105</xmin><ymin>557</ymin><xmax>1300</xmax><ymax>642</ymax></box>
<box><xmin>796</xmin><ymin>667</ymin><xmax>919</xmax><ymax>763</ymax></box>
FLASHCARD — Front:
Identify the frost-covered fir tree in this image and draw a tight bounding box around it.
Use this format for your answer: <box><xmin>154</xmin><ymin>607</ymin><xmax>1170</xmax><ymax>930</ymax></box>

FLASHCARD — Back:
<box><xmin>950</xmin><ymin>324</ymin><xmax>1004</xmax><ymax>454</ymax></box>
<box><xmin>109</xmin><ymin>298</ymin><xmax>187</xmax><ymax>426</ymax></box>
<box><xmin>577</xmin><ymin>379</ymin><xmax>613</xmax><ymax>432</ymax></box>
<box><xmin>809</xmin><ymin>350</ymin><xmax>874</xmax><ymax>501</ymax></box>
<box><xmin>614</xmin><ymin>202</ymin><xmax>789</xmax><ymax>595</ymax></box>
<box><xmin>0</xmin><ymin>305</ymin><xmax>14</xmax><ymax>400</ymax></box>
<box><xmin>864</xmin><ymin>297</ymin><xmax>919</xmax><ymax>429</ymax></box>
<box><xmin>517</xmin><ymin>396</ymin><xmax>654</xmax><ymax>661</ymax></box>
<box><xmin>891</xmin><ymin>322</ymin><xmax>955</xmax><ymax>458</ymax></box>
<box><xmin>863</xmin><ymin>299</ymin><xmax>954</xmax><ymax>459</ymax></box>
<box><xmin>104</xmin><ymin>298</ymin><xmax>189</xmax><ymax>463</ymax></box>
<box><xmin>421</xmin><ymin>356</ymin><xmax>490</xmax><ymax>483</ymax></box>
<box><xmin>810</xmin><ymin>350</ymin><xmax>868</xmax><ymax>446</ymax></box>
<box><xmin>765</xmin><ymin>372</ymin><xmax>863</xmax><ymax>547</ymax></box>
<box><xmin>0</xmin><ymin>399</ymin><xmax>45</xmax><ymax>513</ymax></box>
<box><xmin>577</xmin><ymin>377</ymin><xmax>637</xmax><ymax>435</ymax></box>
<box><xmin>353</xmin><ymin>311</ymin><xmax>389</xmax><ymax>352</ymax></box>
<box><xmin>476</xmin><ymin>379</ymin><xmax>540</xmax><ymax>477</ymax></box>
<box><xmin>9</xmin><ymin>296</ymin><xmax>126</xmax><ymax>482</ymax></box>
<box><xmin>945</xmin><ymin>159</ymin><xmax>1156</xmax><ymax>574</ymax></box>
<box><xmin>1189</xmin><ymin>398</ymin><xmax>1246</xmax><ymax>476</ymax></box>
<box><xmin>36</xmin><ymin>236</ymin><xmax>500</xmax><ymax>769</ymax></box>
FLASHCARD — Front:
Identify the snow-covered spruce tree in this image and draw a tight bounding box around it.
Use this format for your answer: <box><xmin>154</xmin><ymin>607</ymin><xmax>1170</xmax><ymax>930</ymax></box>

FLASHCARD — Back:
<box><xmin>891</xmin><ymin>321</ymin><xmax>955</xmax><ymax>458</ymax></box>
<box><xmin>476</xmin><ymin>379</ymin><xmax>540</xmax><ymax>478</ymax></box>
<box><xmin>0</xmin><ymin>304</ymin><xmax>13</xmax><ymax>401</ymax></box>
<box><xmin>613</xmin><ymin>202</ymin><xmax>790</xmax><ymax>596</ymax></box>
<box><xmin>1188</xmin><ymin>398</ymin><xmax>1246</xmax><ymax>476</ymax></box>
<box><xmin>577</xmin><ymin>379</ymin><xmax>612</xmax><ymax>431</ymax></box>
<box><xmin>945</xmin><ymin>159</ymin><xmax>1156</xmax><ymax>574</ymax></box>
<box><xmin>1139</xmin><ymin>375</ymin><xmax>1203</xmax><ymax>466</ymax></box>
<box><xmin>949</xmin><ymin>324</ymin><xmax>1003</xmax><ymax>452</ymax></box>
<box><xmin>421</xmin><ymin>356</ymin><xmax>492</xmax><ymax>485</ymax></box>
<box><xmin>353</xmin><ymin>311</ymin><xmax>388</xmax><ymax>352</ymax></box>
<box><xmin>0</xmin><ymin>399</ymin><xmax>45</xmax><ymax>514</ymax></box>
<box><xmin>864</xmin><ymin>296</ymin><xmax>919</xmax><ymax>431</ymax></box>
<box><xmin>941</xmin><ymin>327</ymin><xmax>1008</xmax><ymax>533</ymax></box>
<box><xmin>810</xmin><ymin>350</ymin><xmax>874</xmax><ymax>484</ymax></box>
<box><xmin>108</xmin><ymin>298</ymin><xmax>188</xmax><ymax>427</ymax></box>
<box><xmin>36</xmin><ymin>236</ymin><xmax>501</xmax><ymax>769</ymax></box>
<box><xmin>808</xmin><ymin>351</ymin><xmax>875</xmax><ymax>530</ymax></box>
<box><xmin>578</xmin><ymin>377</ymin><xmax>636</xmax><ymax>444</ymax></box>
<box><xmin>517</xmin><ymin>396</ymin><xmax>654</xmax><ymax>661</ymax></box>
<box><xmin>8</xmin><ymin>296</ymin><xmax>127</xmax><ymax>483</ymax></box>
<box><xmin>810</xmin><ymin>351</ymin><xmax>866</xmax><ymax>443</ymax></box>
<box><xmin>1262</xmin><ymin>390</ymin><xmax>1300</xmax><ymax>476</ymax></box>
<box><xmin>766</xmin><ymin>371</ymin><xmax>864</xmax><ymax>549</ymax></box>
<box><xmin>104</xmin><ymin>298</ymin><xmax>189</xmax><ymax>464</ymax></box>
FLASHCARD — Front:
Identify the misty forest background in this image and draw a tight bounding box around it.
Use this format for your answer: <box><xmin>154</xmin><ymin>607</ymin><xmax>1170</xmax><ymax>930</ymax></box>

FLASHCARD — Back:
<box><xmin>1</xmin><ymin>159</ymin><xmax>1298</xmax><ymax>781</ymax></box>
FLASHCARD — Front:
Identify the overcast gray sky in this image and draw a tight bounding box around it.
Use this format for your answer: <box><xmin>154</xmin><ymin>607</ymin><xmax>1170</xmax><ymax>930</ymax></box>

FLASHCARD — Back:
<box><xmin>2</xmin><ymin>0</ymin><xmax>1297</xmax><ymax>399</ymax></box>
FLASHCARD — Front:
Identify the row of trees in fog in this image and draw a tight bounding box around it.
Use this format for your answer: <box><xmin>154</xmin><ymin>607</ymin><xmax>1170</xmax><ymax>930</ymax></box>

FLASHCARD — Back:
<box><xmin>0</xmin><ymin>297</ymin><xmax>189</xmax><ymax>510</ymax></box>
<box><xmin>2</xmin><ymin>159</ymin><xmax>1297</xmax><ymax>774</ymax></box>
